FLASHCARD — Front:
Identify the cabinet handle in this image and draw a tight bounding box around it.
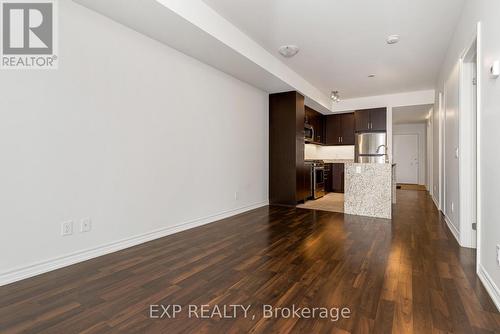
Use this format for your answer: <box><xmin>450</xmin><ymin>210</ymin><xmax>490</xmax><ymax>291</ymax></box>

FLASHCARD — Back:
<box><xmin>341</xmin><ymin>137</ymin><xmax>343</xmax><ymax>143</ymax></box>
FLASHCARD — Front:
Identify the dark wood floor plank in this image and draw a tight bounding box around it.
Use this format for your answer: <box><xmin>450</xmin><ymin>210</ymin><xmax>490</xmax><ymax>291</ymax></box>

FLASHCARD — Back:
<box><xmin>0</xmin><ymin>190</ymin><xmax>498</xmax><ymax>333</ymax></box>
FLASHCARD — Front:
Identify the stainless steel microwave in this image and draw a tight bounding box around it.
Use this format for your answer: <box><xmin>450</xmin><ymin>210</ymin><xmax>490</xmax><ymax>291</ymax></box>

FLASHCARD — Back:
<box><xmin>304</xmin><ymin>124</ymin><xmax>314</xmax><ymax>142</ymax></box>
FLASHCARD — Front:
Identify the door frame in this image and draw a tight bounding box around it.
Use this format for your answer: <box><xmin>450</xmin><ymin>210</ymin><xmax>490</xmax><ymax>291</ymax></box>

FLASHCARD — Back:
<box><xmin>427</xmin><ymin>111</ymin><xmax>433</xmax><ymax>194</ymax></box>
<box><xmin>458</xmin><ymin>23</ymin><xmax>481</xmax><ymax>254</ymax></box>
<box><xmin>439</xmin><ymin>90</ymin><xmax>446</xmax><ymax>214</ymax></box>
<box><xmin>437</xmin><ymin>92</ymin><xmax>443</xmax><ymax>212</ymax></box>
<box><xmin>393</xmin><ymin>133</ymin><xmax>420</xmax><ymax>185</ymax></box>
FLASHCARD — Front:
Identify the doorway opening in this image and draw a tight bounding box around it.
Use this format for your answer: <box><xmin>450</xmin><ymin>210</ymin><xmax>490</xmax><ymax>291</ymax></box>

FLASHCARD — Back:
<box><xmin>391</xmin><ymin>104</ymin><xmax>433</xmax><ymax>190</ymax></box>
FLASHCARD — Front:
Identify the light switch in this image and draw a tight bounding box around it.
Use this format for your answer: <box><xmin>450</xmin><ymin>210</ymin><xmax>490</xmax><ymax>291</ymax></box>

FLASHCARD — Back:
<box><xmin>491</xmin><ymin>60</ymin><xmax>500</xmax><ymax>78</ymax></box>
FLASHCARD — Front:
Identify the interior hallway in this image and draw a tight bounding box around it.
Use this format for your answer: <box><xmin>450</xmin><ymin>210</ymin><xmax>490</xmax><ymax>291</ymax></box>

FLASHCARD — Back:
<box><xmin>0</xmin><ymin>190</ymin><xmax>499</xmax><ymax>333</ymax></box>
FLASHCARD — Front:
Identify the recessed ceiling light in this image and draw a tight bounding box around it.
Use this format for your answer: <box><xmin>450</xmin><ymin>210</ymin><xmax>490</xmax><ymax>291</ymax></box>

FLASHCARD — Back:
<box><xmin>386</xmin><ymin>35</ymin><xmax>400</xmax><ymax>45</ymax></box>
<box><xmin>368</xmin><ymin>74</ymin><xmax>376</xmax><ymax>78</ymax></box>
<box><xmin>278</xmin><ymin>45</ymin><xmax>299</xmax><ymax>58</ymax></box>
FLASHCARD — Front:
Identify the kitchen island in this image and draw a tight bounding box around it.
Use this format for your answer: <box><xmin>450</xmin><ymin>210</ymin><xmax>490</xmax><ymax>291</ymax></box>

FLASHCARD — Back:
<box><xmin>344</xmin><ymin>163</ymin><xmax>393</xmax><ymax>219</ymax></box>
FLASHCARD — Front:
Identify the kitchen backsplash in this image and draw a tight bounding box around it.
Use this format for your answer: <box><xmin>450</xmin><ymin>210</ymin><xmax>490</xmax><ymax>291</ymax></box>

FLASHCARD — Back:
<box><xmin>305</xmin><ymin>144</ymin><xmax>355</xmax><ymax>160</ymax></box>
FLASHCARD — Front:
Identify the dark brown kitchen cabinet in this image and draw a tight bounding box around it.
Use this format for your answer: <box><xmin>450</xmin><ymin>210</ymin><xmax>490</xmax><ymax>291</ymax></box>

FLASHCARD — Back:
<box><xmin>355</xmin><ymin>108</ymin><xmax>387</xmax><ymax>132</ymax></box>
<box><xmin>370</xmin><ymin>108</ymin><xmax>387</xmax><ymax>131</ymax></box>
<box><xmin>355</xmin><ymin>109</ymin><xmax>371</xmax><ymax>132</ymax></box>
<box><xmin>324</xmin><ymin>112</ymin><xmax>355</xmax><ymax>145</ymax></box>
<box><xmin>340</xmin><ymin>113</ymin><xmax>355</xmax><ymax>144</ymax></box>
<box><xmin>269</xmin><ymin>91</ymin><xmax>309</xmax><ymax>205</ymax></box>
<box><xmin>324</xmin><ymin>114</ymin><xmax>341</xmax><ymax>145</ymax></box>
<box><xmin>305</xmin><ymin>106</ymin><xmax>324</xmax><ymax>144</ymax></box>
<box><xmin>324</xmin><ymin>163</ymin><xmax>344</xmax><ymax>193</ymax></box>
<box><xmin>324</xmin><ymin>164</ymin><xmax>332</xmax><ymax>192</ymax></box>
<box><xmin>331</xmin><ymin>163</ymin><xmax>345</xmax><ymax>193</ymax></box>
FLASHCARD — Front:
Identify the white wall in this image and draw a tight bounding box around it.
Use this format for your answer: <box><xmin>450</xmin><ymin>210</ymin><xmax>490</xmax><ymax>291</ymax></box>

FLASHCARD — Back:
<box><xmin>393</xmin><ymin>123</ymin><xmax>427</xmax><ymax>186</ymax></box>
<box><xmin>0</xmin><ymin>0</ymin><xmax>269</xmax><ymax>283</ymax></box>
<box><xmin>333</xmin><ymin>90</ymin><xmax>435</xmax><ymax>112</ymax></box>
<box><xmin>434</xmin><ymin>0</ymin><xmax>500</xmax><ymax>309</ymax></box>
<box><xmin>304</xmin><ymin>144</ymin><xmax>355</xmax><ymax>160</ymax></box>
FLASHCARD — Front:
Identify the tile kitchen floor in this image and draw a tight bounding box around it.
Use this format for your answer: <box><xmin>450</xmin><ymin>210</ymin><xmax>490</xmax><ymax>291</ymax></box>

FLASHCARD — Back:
<box><xmin>296</xmin><ymin>193</ymin><xmax>344</xmax><ymax>213</ymax></box>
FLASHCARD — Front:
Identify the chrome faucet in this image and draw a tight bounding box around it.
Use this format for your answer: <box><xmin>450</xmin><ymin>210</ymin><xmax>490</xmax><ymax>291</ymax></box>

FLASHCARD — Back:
<box><xmin>376</xmin><ymin>144</ymin><xmax>387</xmax><ymax>153</ymax></box>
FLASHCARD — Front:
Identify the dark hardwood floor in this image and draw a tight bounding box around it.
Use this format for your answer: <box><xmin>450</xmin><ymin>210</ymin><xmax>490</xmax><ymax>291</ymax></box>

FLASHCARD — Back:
<box><xmin>1</xmin><ymin>190</ymin><xmax>499</xmax><ymax>333</ymax></box>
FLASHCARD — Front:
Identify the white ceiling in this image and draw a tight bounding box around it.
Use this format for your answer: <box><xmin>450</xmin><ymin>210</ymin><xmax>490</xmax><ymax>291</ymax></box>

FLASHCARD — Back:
<box><xmin>73</xmin><ymin>0</ymin><xmax>334</xmax><ymax>113</ymax></box>
<box><xmin>392</xmin><ymin>104</ymin><xmax>433</xmax><ymax>124</ymax></box>
<box><xmin>202</xmin><ymin>0</ymin><xmax>465</xmax><ymax>99</ymax></box>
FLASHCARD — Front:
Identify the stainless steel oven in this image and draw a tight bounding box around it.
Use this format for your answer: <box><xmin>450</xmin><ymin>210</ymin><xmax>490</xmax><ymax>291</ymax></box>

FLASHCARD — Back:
<box><xmin>312</xmin><ymin>161</ymin><xmax>325</xmax><ymax>199</ymax></box>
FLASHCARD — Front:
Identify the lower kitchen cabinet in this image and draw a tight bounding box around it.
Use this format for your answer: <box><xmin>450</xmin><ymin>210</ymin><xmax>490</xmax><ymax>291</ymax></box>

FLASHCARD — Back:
<box><xmin>331</xmin><ymin>163</ymin><xmax>345</xmax><ymax>193</ymax></box>
<box><xmin>324</xmin><ymin>164</ymin><xmax>332</xmax><ymax>192</ymax></box>
<box><xmin>325</xmin><ymin>163</ymin><xmax>345</xmax><ymax>193</ymax></box>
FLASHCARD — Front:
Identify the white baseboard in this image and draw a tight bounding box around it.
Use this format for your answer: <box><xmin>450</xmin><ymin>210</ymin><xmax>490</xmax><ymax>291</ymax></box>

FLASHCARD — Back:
<box><xmin>478</xmin><ymin>264</ymin><xmax>500</xmax><ymax>312</ymax></box>
<box><xmin>0</xmin><ymin>201</ymin><xmax>268</xmax><ymax>286</ymax></box>
<box><xmin>432</xmin><ymin>194</ymin><xmax>440</xmax><ymax>211</ymax></box>
<box><xmin>444</xmin><ymin>214</ymin><xmax>460</xmax><ymax>244</ymax></box>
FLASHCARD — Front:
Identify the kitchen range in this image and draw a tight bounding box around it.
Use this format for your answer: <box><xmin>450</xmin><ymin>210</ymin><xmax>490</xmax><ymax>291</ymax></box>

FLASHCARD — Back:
<box><xmin>305</xmin><ymin>160</ymin><xmax>326</xmax><ymax>200</ymax></box>
<box><xmin>270</xmin><ymin>91</ymin><xmax>395</xmax><ymax>219</ymax></box>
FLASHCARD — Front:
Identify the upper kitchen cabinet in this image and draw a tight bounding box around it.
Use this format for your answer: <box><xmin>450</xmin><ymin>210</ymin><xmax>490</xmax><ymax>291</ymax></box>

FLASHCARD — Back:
<box><xmin>305</xmin><ymin>106</ymin><xmax>324</xmax><ymax>144</ymax></box>
<box><xmin>340</xmin><ymin>112</ymin><xmax>355</xmax><ymax>144</ymax></box>
<box><xmin>324</xmin><ymin>112</ymin><xmax>355</xmax><ymax>145</ymax></box>
<box><xmin>370</xmin><ymin>108</ymin><xmax>387</xmax><ymax>131</ymax></box>
<box><xmin>324</xmin><ymin>114</ymin><xmax>341</xmax><ymax>145</ymax></box>
<box><xmin>355</xmin><ymin>108</ymin><xmax>387</xmax><ymax>132</ymax></box>
<box><xmin>355</xmin><ymin>109</ymin><xmax>371</xmax><ymax>132</ymax></box>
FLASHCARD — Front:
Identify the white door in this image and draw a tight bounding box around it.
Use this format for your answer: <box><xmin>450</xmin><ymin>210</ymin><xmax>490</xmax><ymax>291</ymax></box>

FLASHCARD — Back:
<box><xmin>393</xmin><ymin>134</ymin><xmax>419</xmax><ymax>184</ymax></box>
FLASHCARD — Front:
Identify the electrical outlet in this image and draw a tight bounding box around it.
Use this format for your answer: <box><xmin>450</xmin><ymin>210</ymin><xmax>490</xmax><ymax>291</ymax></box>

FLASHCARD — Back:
<box><xmin>234</xmin><ymin>191</ymin><xmax>239</xmax><ymax>200</ymax></box>
<box><xmin>80</xmin><ymin>217</ymin><xmax>92</xmax><ymax>233</ymax></box>
<box><xmin>61</xmin><ymin>221</ymin><xmax>73</xmax><ymax>236</ymax></box>
<box><xmin>451</xmin><ymin>202</ymin><xmax>454</xmax><ymax>213</ymax></box>
<box><xmin>496</xmin><ymin>245</ymin><xmax>500</xmax><ymax>266</ymax></box>
<box><xmin>356</xmin><ymin>166</ymin><xmax>362</xmax><ymax>174</ymax></box>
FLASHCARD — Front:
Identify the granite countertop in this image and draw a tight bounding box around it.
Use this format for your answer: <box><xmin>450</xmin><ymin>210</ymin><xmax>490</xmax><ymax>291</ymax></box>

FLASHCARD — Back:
<box><xmin>344</xmin><ymin>161</ymin><xmax>391</xmax><ymax>164</ymax></box>
<box><xmin>320</xmin><ymin>159</ymin><xmax>355</xmax><ymax>163</ymax></box>
<box><xmin>344</xmin><ymin>163</ymin><xmax>392</xmax><ymax>219</ymax></box>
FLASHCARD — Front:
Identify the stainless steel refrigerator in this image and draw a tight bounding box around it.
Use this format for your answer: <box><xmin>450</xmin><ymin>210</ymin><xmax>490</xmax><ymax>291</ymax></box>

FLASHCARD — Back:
<box><xmin>355</xmin><ymin>132</ymin><xmax>388</xmax><ymax>163</ymax></box>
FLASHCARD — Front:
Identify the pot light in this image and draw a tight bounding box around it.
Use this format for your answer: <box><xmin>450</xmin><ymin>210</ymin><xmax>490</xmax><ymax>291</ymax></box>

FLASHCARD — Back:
<box><xmin>278</xmin><ymin>45</ymin><xmax>299</xmax><ymax>58</ymax></box>
<box><xmin>386</xmin><ymin>35</ymin><xmax>400</xmax><ymax>45</ymax></box>
<box><xmin>330</xmin><ymin>91</ymin><xmax>341</xmax><ymax>103</ymax></box>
